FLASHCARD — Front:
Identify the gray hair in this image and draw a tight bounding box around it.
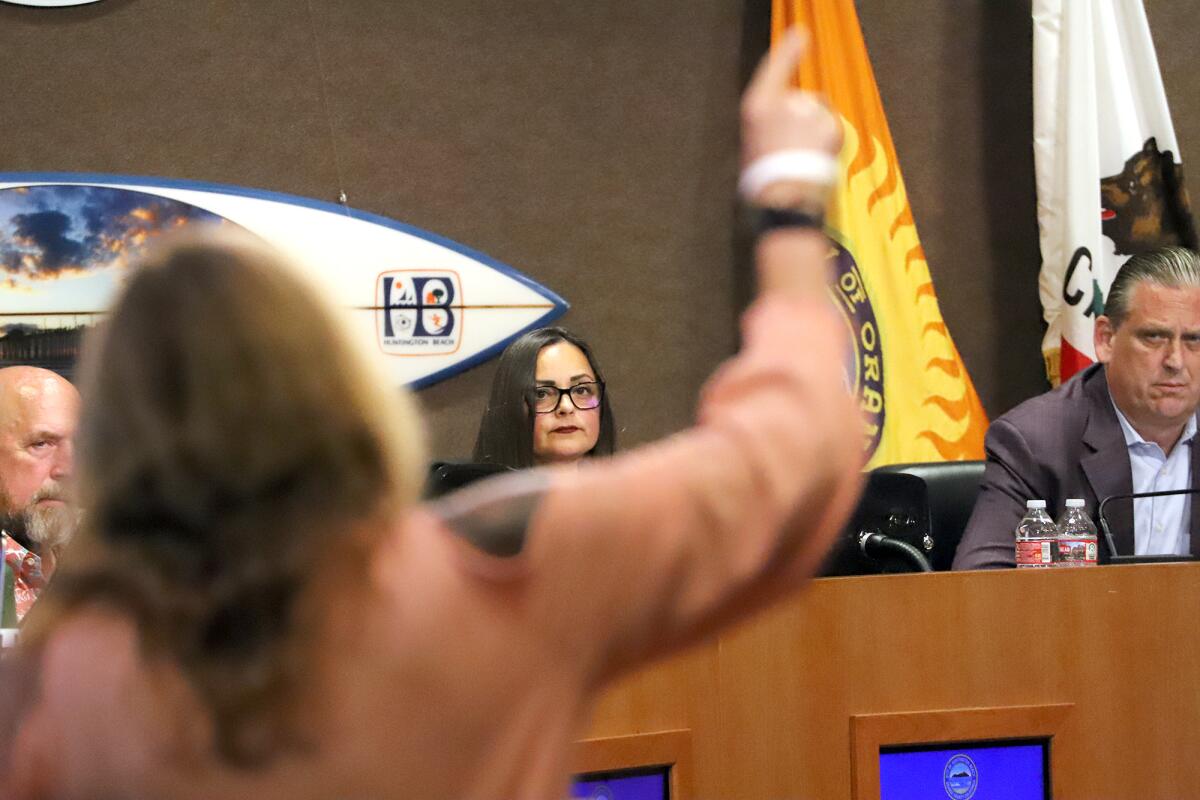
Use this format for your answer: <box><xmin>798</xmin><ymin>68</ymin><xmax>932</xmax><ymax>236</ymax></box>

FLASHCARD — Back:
<box><xmin>1105</xmin><ymin>246</ymin><xmax>1200</xmax><ymax>328</ymax></box>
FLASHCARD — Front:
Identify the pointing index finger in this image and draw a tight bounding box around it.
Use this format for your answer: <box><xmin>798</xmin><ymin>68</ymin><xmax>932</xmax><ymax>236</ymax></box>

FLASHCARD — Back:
<box><xmin>748</xmin><ymin>28</ymin><xmax>808</xmax><ymax>99</ymax></box>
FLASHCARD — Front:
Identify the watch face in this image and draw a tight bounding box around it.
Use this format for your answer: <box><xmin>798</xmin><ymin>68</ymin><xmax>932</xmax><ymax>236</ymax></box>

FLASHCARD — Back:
<box><xmin>755</xmin><ymin>207</ymin><xmax>825</xmax><ymax>233</ymax></box>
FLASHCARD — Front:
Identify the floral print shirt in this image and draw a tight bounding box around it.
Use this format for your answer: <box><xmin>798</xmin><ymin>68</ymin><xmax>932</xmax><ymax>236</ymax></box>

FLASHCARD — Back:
<box><xmin>2</xmin><ymin>531</ymin><xmax>45</xmax><ymax>624</ymax></box>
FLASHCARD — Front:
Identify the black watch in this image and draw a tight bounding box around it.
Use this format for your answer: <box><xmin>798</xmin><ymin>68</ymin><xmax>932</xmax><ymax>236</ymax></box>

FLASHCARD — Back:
<box><xmin>750</xmin><ymin>206</ymin><xmax>826</xmax><ymax>235</ymax></box>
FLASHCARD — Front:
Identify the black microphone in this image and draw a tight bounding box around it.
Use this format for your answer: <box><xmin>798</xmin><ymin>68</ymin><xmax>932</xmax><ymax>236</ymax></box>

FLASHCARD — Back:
<box><xmin>858</xmin><ymin>529</ymin><xmax>932</xmax><ymax>572</ymax></box>
<box><xmin>1097</xmin><ymin>488</ymin><xmax>1200</xmax><ymax>562</ymax></box>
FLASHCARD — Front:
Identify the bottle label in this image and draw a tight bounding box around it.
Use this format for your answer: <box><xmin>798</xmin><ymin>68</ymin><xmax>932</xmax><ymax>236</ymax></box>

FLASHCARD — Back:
<box><xmin>1016</xmin><ymin>540</ymin><xmax>1054</xmax><ymax>568</ymax></box>
<box><xmin>1056</xmin><ymin>538</ymin><xmax>1098</xmax><ymax>567</ymax></box>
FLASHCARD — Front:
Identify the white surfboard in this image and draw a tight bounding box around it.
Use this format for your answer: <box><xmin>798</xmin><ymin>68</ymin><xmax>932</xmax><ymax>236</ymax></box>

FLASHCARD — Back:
<box><xmin>0</xmin><ymin>173</ymin><xmax>567</xmax><ymax>387</ymax></box>
<box><xmin>0</xmin><ymin>1</ymin><xmax>103</xmax><ymax>6</ymax></box>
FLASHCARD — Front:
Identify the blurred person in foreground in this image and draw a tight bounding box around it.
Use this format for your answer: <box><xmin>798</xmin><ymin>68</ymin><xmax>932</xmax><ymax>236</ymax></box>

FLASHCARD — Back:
<box><xmin>0</xmin><ymin>367</ymin><xmax>79</xmax><ymax>622</ymax></box>
<box><xmin>0</xmin><ymin>32</ymin><xmax>861</xmax><ymax>800</ymax></box>
<box><xmin>473</xmin><ymin>326</ymin><xmax>616</xmax><ymax>469</ymax></box>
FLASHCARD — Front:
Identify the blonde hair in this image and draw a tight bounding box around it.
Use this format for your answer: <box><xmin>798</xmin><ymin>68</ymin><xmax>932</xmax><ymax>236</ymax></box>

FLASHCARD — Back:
<box><xmin>33</xmin><ymin>229</ymin><xmax>425</xmax><ymax>764</ymax></box>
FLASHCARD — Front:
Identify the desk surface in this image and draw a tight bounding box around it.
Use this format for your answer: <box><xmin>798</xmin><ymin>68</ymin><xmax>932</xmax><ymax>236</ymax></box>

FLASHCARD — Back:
<box><xmin>583</xmin><ymin>564</ymin><xmax>1200</xmax><ymax>798</ymax></box>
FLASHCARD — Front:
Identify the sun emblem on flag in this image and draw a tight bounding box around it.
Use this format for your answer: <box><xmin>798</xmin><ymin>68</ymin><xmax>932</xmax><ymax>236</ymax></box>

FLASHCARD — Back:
<box><xmin>829</xmin><ymin>114</ymin><xmax>987</xmax><ymax>463</ymax></box>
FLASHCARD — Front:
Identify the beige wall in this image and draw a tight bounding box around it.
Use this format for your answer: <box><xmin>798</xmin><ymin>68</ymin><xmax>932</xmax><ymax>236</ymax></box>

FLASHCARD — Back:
<box><xmin>3</xmin><ymin>0</ymin><xmax>1197</xmax><ymax>461</ymax></box>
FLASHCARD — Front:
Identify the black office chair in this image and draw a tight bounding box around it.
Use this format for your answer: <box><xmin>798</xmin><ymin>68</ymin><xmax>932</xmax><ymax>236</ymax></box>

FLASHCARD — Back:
<box><xmin>874</xmin><ymin>460</ymin><xmax>985</xmax><ymax>571</ymax></box>
<box><xmin>425</xmin><ymin>461</ymin><xmax>515</xmax><ymax>499</ymax></box>
<box><xmin>821</xmin><ymin>461</ymin><xmax>986</xmax><ymax>576</ymax></box>
<box><xmin>821</xmin><ymin>470</ymin><xmax>934</xmax><ymax>576</ymax></box>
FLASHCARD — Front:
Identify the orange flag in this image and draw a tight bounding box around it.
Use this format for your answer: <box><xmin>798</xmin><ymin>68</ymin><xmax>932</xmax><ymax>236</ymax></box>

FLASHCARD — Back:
<box><xmin>773</xmin><ymin>0</ymin><xmax>988</xmax><ymax>465</ymax></box>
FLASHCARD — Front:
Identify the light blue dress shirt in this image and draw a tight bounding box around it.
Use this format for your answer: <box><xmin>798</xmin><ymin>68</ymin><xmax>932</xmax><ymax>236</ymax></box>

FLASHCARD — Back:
<box><xmin>1111</xmin><ymin>403</ymin><xmax>1196</xmax><ymax>556</ymax></box>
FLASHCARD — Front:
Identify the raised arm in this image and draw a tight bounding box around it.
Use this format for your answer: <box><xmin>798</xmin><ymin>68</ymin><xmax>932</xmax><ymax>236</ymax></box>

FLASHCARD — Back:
<box><xmin>435</xmin><ymin>31</ymin><xmax>863</xmax><ymax>680</ymax></box>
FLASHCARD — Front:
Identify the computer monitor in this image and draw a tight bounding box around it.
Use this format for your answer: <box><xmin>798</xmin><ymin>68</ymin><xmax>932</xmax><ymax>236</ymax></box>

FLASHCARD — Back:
<box><xmin>570</xmin><ymin>765</ymin><xmax>671</xmax><ymax>800</ymax></box>
<box><xmin>879</xmin><ymin>738</ymin><xmax>1050</xmax><ymax>800</ymax></box>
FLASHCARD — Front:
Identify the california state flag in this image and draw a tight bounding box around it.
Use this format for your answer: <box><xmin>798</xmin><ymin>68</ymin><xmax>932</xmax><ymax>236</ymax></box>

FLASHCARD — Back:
<box><xmin>1035</xmin><ymin>0</ymin><xmax>1197</xmax><ymax>385</ymax></box>
<box><xmin>772</xmin><ymin>1</ymin><xmax>987</xmax><ymax>465</ymax></box>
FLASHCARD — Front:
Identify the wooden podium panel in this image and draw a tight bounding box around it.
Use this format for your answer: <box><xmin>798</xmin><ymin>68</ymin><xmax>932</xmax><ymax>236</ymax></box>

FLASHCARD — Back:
<box><xmin>573</xmin><ymin>729</ymin><xmax>694</xmax><ymax>799</ymax></box>
<box><xmin>580</xmin><ymin>564</ymin><xmax>1200</xmax><ymax>798</ymax></box>
<box><xmin>849</xmin><ymin>704</ymin><xmax>1072</xmax><ymax>798</ymax></box>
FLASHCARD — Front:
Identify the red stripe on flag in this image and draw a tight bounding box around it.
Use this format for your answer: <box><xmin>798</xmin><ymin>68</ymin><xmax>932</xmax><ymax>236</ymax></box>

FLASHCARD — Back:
<box><xmin>1060</xmin><ymin>337</ymin><xmax>1095</xmax><ymax>382</ymax></box>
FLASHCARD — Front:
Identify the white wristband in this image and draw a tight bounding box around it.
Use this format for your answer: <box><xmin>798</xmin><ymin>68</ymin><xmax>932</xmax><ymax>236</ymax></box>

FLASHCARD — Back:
<box><xmin>738</xmin><ymin>149</ymin><xmax>837</xmax><ymax>201</ymax></box>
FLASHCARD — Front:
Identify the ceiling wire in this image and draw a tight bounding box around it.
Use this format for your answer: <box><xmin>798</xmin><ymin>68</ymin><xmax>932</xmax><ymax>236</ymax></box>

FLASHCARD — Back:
<box><xmin>304</xmin><ymin>0</ymin><xmax>352</xmax><ymax>215</ymax></box>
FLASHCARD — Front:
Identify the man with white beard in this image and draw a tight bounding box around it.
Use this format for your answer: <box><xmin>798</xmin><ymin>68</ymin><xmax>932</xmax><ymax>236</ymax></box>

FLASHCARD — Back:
<box><xmin>0</xmin><ymin>366</ymin><xmax>79</xmax><ymax>622</ymax></box>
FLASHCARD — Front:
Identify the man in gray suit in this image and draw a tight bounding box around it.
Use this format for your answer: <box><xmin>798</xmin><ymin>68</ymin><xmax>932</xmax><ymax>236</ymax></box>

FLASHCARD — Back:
<box><xmin>954</xmin><ymin>246</ymin><xmax>1200</xmax><ymax>569</ymax></box>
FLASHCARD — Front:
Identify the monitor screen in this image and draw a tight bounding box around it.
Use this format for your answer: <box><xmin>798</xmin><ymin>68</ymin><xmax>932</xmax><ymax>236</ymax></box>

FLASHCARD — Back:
<box><xmin>570</xmin><ymin>765</ymin><xmax>670</xmax><ymax>800</ymax></box>
<box><xmin>879</xmin><ymin>738</ymin><xmax>1049</xmax><ymax>800</ymax></box>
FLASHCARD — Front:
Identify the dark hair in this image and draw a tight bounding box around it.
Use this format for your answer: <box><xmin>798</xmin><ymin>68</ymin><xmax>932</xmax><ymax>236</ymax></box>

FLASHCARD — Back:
<box><xmin>1105</xmin><ymin>245</ymin><xmax>1200</xmax><ymax>328</ymax></box>
<box><xmin>33</xmin><ymin>231</ymin><xmax>424</xmax><ymax>766</ymax></box>
<box><xmin>472</xmin><ymin>327</ymin><xmax>616</xmax><ymax>468</ymax></box>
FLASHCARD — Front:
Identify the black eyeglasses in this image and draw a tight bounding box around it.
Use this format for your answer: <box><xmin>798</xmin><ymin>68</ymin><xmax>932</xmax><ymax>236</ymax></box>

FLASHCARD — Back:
<box><xmin>526</xmin><ymin>381</ymin><xmax>604</xmax><ymax>414</ymax></box>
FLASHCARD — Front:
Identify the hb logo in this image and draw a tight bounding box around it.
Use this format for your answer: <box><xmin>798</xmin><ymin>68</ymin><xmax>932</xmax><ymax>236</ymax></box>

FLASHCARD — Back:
<box><xmin>377</xmin><ymin>270</ymin><xmax>462</xmax><ymax>355</ymax></box>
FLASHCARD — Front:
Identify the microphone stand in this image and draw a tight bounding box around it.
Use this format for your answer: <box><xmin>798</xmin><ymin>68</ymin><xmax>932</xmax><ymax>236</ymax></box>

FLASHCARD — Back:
<box><xmin>1097</xmin><ymin>489</ymin><xmax>1199</xmax><ymax>564</ymax></box>
<box><xmin>858</xmin><ymin>529</ymin><xmax>932</xmax><ymax>573</ymax></box>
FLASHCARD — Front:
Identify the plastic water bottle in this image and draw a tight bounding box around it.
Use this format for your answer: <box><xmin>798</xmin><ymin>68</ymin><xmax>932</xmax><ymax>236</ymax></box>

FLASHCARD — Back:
<box><xmin>1056</xmin><ymin>499</ymin><xmax>1099</xmax><ymax>567</ymax></box>
<box><xmin>1015</xmin><ymin>500</ymin><xmax>1057</xmax><ymax>568</ymax></box>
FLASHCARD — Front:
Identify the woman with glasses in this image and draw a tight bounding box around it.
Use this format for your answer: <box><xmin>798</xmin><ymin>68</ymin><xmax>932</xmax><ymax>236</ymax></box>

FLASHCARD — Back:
<box><xmin>472</xmin><ymin>327</ymin><xmax>616</xmax><ymax>469</ymax></box>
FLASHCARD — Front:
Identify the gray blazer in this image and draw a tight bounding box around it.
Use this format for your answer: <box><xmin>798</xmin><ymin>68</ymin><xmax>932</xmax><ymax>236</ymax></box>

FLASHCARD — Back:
<box><xmin>952</xmin><ymin>363</ymin><xmax>1200</xmax><ymax>569</ymax></box>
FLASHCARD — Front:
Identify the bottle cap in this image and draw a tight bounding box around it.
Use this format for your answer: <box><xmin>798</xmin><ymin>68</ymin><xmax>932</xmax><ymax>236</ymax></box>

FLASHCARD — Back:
<box><xmin>1026</xmin><ymin>499</ymin><xmax>1047</xmax><ymax>509</ymax></box>
<box><xmin>1065</xmin><ymin>498</ymin><xmax>1085</xmax><ymax>508</ymax></box>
